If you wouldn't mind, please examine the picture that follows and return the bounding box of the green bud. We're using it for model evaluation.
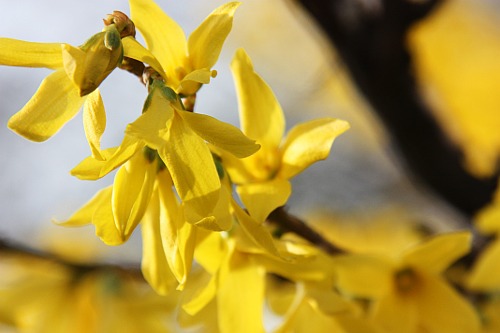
[62,25,123,96]
[148,79,183,106]
[104,27,121,51]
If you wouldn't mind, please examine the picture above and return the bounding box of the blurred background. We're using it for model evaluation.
[1,0,499,263]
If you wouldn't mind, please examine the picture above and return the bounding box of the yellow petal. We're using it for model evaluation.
[208,180,233,231]
[141,188,176,295]
[274,284,307,333]
[279,118,350,179]
[194,231,227,275]
[8,70,85,142]
[122,36,166,78]
[371,292,417,333]
[231,200,280,258]
[125,85,174,150]
[181,68,212,84]
[256,246,332,282]
[306,284,353,316]
[403,231,471,274]
[179,110,260,158]
[158,112,221,218]
[56,187,111,226]
[409,0,500,176]
[171,219,197,290]
[278,297,358,333]
[111,154,157,240]
[157,171,196,289]
[92,192,124,246]
[99,135,143,177]
[70,147,117,180]
[186,190,231,232]
[188,2,240,70]
[416,274,481,333]
[310,208,424,257]
[68,186,125,245]
[332,254,393,299]
[83,89,106,159]
[467,240,500,291]
[211,146,256,184]
[231,48,285,149]
[129,0,187,83]
[62,39,122,96]
[217,243,266,333]
[71,135,141,181]
[182,273,217,316]
[475,190,500,235]
[0,38,63,69]
[237,179,291,223]
[267,277,297,316]
[177,69,213,94]
[61,44,87,91]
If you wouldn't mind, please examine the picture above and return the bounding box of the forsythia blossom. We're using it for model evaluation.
[216,49,350,223]
[124,0,240,97]
[0,12,133,142]
[0,253,178,333]
[3,0,498,332]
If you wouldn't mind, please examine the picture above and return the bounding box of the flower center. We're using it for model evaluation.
[394,268,419,294]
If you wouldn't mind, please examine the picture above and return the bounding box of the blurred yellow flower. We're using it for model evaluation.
[333,232,480,333]
[409,0,500,176]
[181,221,348,333]
[0,253,178,333]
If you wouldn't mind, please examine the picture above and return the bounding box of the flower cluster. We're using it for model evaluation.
[1,1,500,332]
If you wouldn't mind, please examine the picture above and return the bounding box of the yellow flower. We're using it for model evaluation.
[0,253,178,333]
[179,233,267,333]
[65,80,257,291]
[61,164,200,293]
[180,222,346,333]
[125,0,239,96]
[216,48,349,223]
[333,232,480,333]
[0,18,128,142]
[269,279,378,333]
[126,80,259,220]
[409,0,500,176]
[72,80,258,225]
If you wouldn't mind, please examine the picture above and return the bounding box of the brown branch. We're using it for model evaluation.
[119,56,147,85]
[0,238,142,277]
[267,206,344,255]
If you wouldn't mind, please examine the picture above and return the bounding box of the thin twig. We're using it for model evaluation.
[267,206,344,255]
[119,57,146,85]
[0,238,142,277]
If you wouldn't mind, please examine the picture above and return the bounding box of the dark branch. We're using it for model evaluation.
[295,0,497,217]
[0,238,141,276]
[268,206,344,254]
[119,56,147,84]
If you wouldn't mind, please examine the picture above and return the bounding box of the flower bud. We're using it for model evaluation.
[61,11,135,96]
[62,25,123,96]
[103,11,136,38]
